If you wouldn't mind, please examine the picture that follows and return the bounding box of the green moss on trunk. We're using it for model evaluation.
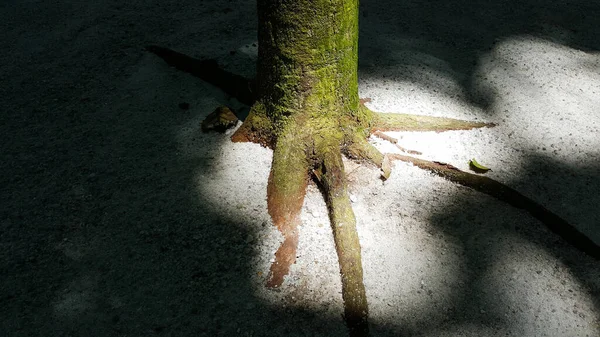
[239,1,371,335]
[256,0,364,132]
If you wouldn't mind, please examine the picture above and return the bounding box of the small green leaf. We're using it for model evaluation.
[469,158,491,173]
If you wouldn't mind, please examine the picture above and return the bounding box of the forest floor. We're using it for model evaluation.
[1,0,599,336]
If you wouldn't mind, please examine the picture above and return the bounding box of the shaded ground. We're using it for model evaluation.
[1,0,599,336]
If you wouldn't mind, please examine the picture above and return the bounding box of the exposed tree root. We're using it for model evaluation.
[388,154,600,260]
[345,135,384,167]
[265,129,309,288]
[343,135,390,180]
[365,105,496,132]
[235,108,370,334]
[231,101,274,147]
[314,143,369,337]
[372,131,422,155]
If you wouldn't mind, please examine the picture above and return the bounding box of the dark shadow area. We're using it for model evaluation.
[0,1,350,336]
[512,153,600,245]
[1,0,599,336]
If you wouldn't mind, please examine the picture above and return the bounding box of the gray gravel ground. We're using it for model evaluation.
[1,0,599,336]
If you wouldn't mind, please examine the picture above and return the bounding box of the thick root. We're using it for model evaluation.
[315,145,369,336]
[372,131,422,155]
[265,131,309,288]
[388,154,600,260]
[345,135,384,167]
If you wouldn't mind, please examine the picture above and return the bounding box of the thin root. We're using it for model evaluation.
[372,131,422,155]
[388,153,600,260]
[370,110,496,133]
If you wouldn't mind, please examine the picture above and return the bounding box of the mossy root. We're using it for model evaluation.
[316,146,369,337]
[231,101,273,147]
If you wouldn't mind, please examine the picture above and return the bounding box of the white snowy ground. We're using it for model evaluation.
[1,0,599,336]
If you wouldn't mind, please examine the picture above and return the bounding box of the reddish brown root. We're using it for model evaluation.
[231,101,274,148]
[266,232,299,288]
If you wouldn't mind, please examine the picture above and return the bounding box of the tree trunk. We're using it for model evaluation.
[256,0,365,129]
[233,0,371,145]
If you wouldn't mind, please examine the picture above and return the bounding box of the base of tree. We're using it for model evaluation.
[146,46,599,337]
